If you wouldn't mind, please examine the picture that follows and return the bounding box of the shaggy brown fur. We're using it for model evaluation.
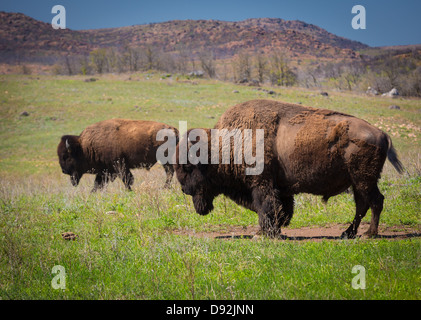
[175,99,404,238]
[57,119,178,191]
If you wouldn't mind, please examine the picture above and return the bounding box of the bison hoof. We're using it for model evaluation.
[258,229,284,239]
[362,230,378,239]
[340,230,357,239]
[252,234,262,241]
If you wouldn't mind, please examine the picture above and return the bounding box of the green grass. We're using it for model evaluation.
[0,73,420,299]
[1,180,419,300]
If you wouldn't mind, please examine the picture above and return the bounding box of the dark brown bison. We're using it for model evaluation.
[174,99,404,238]
[58,119,178,191]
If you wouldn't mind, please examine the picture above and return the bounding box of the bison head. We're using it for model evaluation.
[57,135,84,186]
[174,129,215,215]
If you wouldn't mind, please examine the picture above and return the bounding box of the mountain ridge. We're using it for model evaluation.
[0,11,368,61]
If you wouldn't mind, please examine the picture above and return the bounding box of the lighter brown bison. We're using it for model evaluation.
[174,99,404,238]
[58,119,178,191]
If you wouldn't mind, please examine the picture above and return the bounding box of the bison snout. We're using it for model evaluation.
[70,173,80,187]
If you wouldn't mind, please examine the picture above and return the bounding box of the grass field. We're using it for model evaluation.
[0,73,420,299]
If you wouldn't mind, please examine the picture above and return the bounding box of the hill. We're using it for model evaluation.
[0,11,368,62]
[85,17,368,59]
[0,12,94,60]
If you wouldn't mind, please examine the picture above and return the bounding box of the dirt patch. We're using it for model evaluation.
[172,223,421,241]
[61,232,78,240]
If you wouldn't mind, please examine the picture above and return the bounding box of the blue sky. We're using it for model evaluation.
[1,0,420,47]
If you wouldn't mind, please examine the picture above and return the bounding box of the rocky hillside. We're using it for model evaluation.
[0,12,94,59]
[0,11,369,62]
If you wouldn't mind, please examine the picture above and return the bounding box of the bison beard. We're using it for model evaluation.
[193,194,214,215]
[175,99,404,239]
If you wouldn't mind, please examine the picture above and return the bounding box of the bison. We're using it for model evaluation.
[58,119,178,191]
[174,99,404,238]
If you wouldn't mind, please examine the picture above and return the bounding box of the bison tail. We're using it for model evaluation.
[386,135,404,174]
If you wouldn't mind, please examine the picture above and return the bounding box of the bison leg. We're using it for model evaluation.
[364,186,384,237]
[279,196,294,227]
[109,173,117,182]
[163,164,174,188]
[92,173,107,192]
[121,170,134,191]
[253,189,285,238]
[342,185,384,239]
[341,190,369,239]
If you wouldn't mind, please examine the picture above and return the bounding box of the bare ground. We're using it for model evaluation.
[172,222,421,241]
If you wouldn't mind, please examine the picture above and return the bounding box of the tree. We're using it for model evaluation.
[268,50,296,86]
[90,49,108,74]
[79,55,91,75]
[255,53,267,83]
[106,48,119,73]
[234,51,252,82]
[382,55,401,88]
[123,46,141,72]
[323,62,341,79]
[64,55,73,75]
[144,46,157,70]
[299,64,320,88]
[175,48,192,74]
[199,51,216,78]
[342,61,365,91]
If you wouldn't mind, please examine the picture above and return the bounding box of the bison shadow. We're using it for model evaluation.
[214,232,421,241]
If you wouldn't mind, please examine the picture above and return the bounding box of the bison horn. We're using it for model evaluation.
[65,139,70,150]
